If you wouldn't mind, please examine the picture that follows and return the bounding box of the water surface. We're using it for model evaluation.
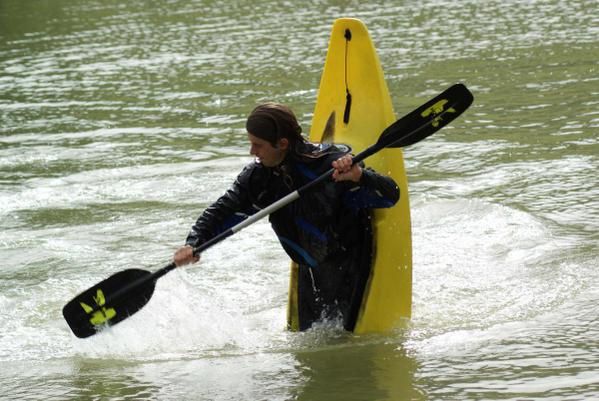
[1,0,597,400]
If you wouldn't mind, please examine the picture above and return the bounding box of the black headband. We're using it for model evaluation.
[246,111,279,145]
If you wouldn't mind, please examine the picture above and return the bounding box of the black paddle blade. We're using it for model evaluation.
[380,83,473,149]
[62,268,155,338]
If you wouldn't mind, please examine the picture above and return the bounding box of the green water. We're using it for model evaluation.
[1,0,597,400]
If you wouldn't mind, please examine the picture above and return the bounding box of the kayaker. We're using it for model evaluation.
[174,102,399,331]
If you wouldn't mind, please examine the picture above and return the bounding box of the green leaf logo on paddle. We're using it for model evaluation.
[421,99,457,128]
[79,289,117,325]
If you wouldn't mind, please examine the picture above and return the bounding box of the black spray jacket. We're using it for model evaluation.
[186,142,399,330]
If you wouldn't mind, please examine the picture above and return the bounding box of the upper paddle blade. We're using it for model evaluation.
[380,83,474,149]
[62,268,155,338]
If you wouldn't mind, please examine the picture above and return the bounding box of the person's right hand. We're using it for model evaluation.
[332,154,362,182]
[174,245,200,267]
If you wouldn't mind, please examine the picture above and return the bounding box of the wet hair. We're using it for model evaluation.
[246,103,304,148]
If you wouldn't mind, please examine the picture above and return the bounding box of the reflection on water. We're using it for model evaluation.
[1,0,597,400]
[4,335,423,401]
[3,358,163,400]
[293,336,423,401]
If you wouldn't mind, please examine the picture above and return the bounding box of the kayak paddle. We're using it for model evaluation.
[63,83,474,338]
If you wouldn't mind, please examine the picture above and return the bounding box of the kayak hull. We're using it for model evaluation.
[287,18,412,333]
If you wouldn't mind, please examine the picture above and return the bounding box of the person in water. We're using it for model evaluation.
[174,103,399,331]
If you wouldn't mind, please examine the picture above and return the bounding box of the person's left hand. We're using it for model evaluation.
[332,154,362,182]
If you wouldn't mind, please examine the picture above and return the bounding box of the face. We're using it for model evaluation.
[247,133,288,167]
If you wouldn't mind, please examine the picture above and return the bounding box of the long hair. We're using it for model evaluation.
[245,103,305,148]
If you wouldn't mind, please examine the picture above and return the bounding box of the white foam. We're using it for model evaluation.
[410,197,583,334]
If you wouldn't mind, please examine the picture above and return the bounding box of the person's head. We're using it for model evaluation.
[246,103,304,167]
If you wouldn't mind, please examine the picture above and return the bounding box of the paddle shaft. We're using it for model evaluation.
[190,139,399,252]
[149,159,350,280]
[63,83,474,337]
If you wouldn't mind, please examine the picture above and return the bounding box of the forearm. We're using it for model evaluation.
[185,191,250,247]
[359,168,400,205]
[342,167,399,209]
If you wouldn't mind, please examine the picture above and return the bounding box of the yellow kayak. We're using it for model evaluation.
[287,18,412,333]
